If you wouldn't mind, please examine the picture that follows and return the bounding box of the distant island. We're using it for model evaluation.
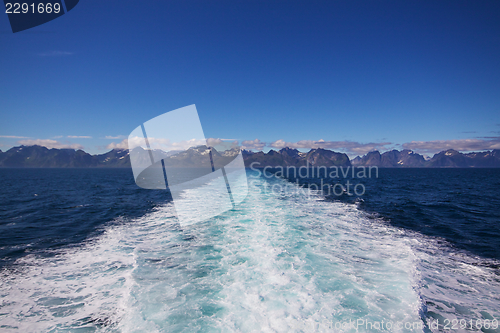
[0,145,499,168]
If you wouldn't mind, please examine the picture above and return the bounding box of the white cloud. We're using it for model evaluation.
[105,135,126,139]
[241,139,266,150]
[18,139,84,150]
[107,137,209,151]
[0,135,30,139]
[106,137,240,151]
[206,138,223,147]
[67,135,92,139]
[106,139,128,150]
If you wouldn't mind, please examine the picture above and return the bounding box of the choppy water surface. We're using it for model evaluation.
[0,168,499,332]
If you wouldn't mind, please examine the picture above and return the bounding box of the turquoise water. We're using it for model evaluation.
[0,170,499,332]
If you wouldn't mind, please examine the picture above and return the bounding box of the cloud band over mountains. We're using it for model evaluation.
[240,137,500,155]
[264,138,500,155]
[18,139,83,150]
[266,139,393,155]
[3,135,500,156]
[402,138,500,154]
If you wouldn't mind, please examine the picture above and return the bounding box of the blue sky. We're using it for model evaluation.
[1,0,499,157]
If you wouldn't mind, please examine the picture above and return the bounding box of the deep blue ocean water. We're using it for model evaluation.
[0,168,499,332]
[0,169,172,267]
[276,168,500,262]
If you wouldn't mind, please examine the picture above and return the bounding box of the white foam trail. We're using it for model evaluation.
[408,235,500,331]
[0,172,499,332]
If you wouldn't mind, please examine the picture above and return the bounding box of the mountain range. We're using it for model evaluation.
[1,145,499,168]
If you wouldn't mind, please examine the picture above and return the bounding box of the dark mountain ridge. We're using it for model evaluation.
[244,148,351,167]
[0,145,130,168]
[0,145,499,168]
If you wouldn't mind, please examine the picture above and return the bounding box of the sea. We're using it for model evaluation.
[0,167,499,332]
